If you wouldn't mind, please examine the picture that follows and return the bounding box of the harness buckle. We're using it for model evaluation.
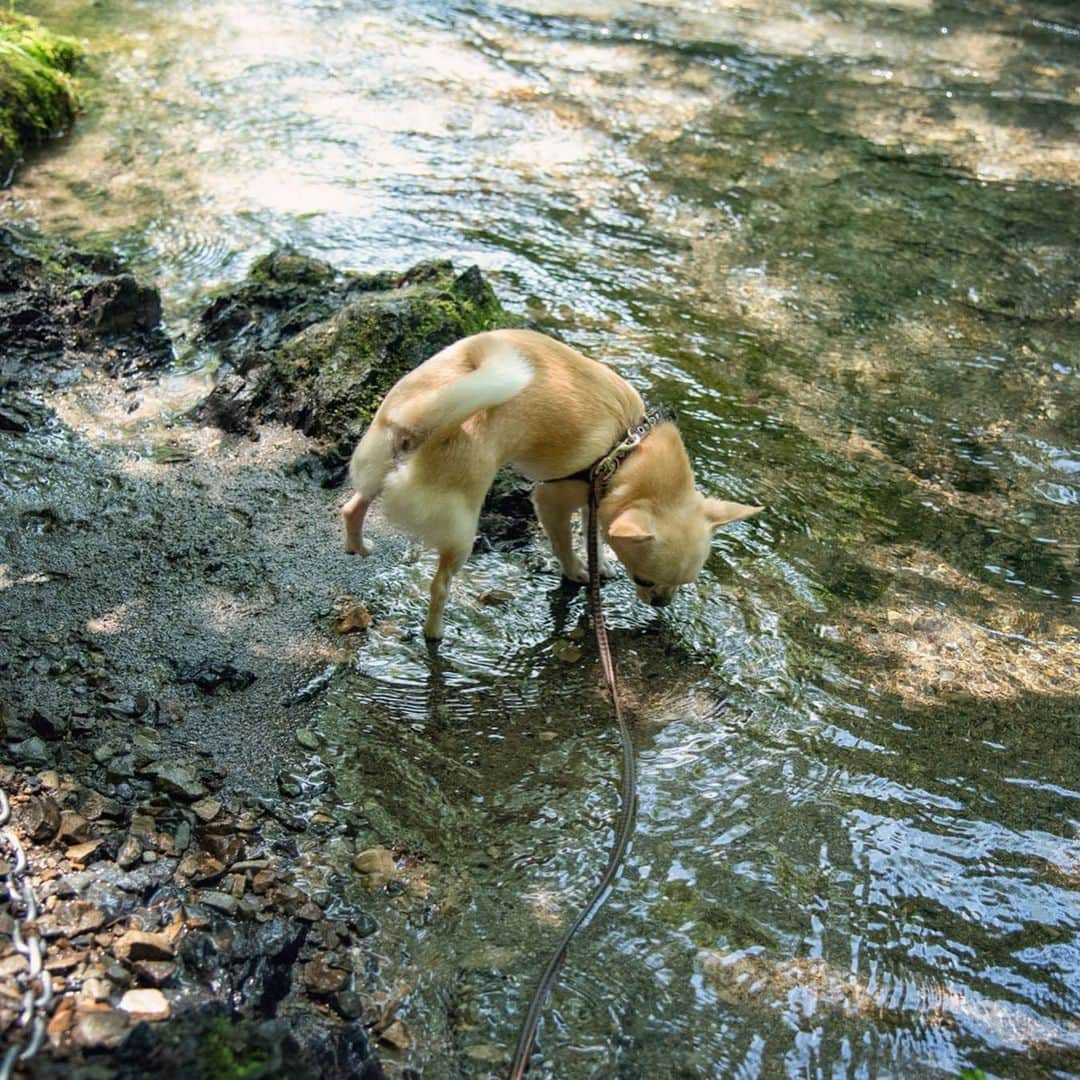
[585,404,676,492]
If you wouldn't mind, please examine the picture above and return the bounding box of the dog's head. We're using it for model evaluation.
[606,495,762,607]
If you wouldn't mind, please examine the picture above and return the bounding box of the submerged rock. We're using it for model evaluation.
[193,253,519,462]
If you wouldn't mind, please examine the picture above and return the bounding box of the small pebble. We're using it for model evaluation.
[118,988,170,1021]
[295,728,320,751]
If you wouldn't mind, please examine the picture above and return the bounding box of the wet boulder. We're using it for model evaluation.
[111,1006,383,1080]
[193,253,519,462]
[0,224,172,385]
[195,248,355,369]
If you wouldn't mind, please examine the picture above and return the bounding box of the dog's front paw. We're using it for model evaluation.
[561,558,589,585]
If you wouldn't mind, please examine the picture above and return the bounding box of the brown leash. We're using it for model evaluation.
[507,475,638,1078]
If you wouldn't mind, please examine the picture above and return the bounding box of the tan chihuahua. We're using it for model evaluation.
[342,329,761,639]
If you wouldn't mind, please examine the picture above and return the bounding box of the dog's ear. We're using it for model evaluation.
[607,508,655,543]
[704,498,763,531]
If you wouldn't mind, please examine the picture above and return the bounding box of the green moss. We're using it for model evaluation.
[248,248,339,287]
[0,10,81,182]
[201,1020,273,1080]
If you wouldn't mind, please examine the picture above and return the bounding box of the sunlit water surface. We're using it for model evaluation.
[8,0,1079,1075]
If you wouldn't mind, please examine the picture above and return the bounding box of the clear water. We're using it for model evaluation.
[8,0,1078,1075]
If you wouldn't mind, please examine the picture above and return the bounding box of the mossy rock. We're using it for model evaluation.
[195,253,520,462]
[0,11,81,184]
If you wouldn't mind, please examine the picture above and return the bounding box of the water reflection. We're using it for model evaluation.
[10,0,1079,1073]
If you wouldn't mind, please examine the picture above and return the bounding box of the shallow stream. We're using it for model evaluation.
[8,0,1079,1075]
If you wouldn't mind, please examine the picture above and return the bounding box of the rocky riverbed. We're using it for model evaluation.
[0,224,525,1077]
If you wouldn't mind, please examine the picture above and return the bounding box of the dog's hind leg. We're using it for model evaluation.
[418,487,484,640]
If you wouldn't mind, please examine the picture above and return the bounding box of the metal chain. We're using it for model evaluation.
[0,785,53,1080]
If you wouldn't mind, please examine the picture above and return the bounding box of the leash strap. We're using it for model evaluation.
[507,475,638,1079]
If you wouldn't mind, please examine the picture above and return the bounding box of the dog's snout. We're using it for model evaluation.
[649,595,670,608]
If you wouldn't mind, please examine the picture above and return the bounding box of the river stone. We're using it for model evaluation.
[465,1044,507,1065]
[0,225,172,380]
[303,956,349,995]
[118,988,170,1021]
[295,727,320,751]
[0,15,80,183]
[116,834,142,870]
[552,640,583,664]
[190,798,222,823]
[57,810,94,845]
[111,1010,379,1080]
[80,978,112,1004]
[352,847,396,888]
[39,898,106,938]
[28,705,67,740]
[129,812,156,838]
[66,838,104,864]
[277,773,302,798]
[45,948,83,973]
[13,735,48,764]
[71,1006,129,1048]
[335,600,372,634]
[131,960,176,988]
[16,793,61,841]
[197,890,239,916]
[296,901,323,922]
[106,754,135,783]
[200,832,243,866]
[93,742,119,764]
[113,930,174,962]
[333,990,366,1021]
[378,1020,410,1051]
[78,788,123,821]
[176,850,226,883]
[150,763,208,801]
[173,819,192,852]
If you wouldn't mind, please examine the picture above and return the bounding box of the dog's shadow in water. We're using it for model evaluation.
[420,576,731,736]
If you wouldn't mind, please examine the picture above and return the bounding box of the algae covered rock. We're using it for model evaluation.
[196,248,354,369]
[0,11,81,183]
[195,252,519,461]
[0,224,171,385]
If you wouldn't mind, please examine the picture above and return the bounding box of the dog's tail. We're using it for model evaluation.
[395,339,533,439]
[349,338,532,497]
